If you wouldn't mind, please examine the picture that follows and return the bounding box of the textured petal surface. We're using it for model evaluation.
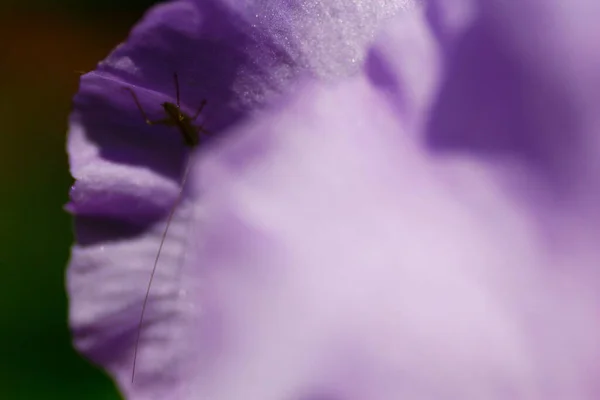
[67,0,418,220]
[67,0,600,399]
[67,0,419,398]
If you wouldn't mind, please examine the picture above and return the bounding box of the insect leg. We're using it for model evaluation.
[123,87,171,126]
[196,124,212,138]
[191,99,207,121]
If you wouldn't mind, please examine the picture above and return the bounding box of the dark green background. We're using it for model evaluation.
[0,1,161,399]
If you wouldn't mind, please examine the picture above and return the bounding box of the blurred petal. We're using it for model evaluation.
[184,71,600,400]
[67,0,600,399]
[182,3,600,396]
[425,0,600,202]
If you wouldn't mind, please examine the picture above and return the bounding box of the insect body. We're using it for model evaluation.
[125,73,208,383]
[124,73,208,147]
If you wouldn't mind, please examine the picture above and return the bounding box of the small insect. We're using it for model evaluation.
[124,73,209,383]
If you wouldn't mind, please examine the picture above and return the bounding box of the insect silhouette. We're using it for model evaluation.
[124,73,209,383]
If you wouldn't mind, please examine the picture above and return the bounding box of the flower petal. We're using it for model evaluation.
[184,76,600,399]
[67,1,600,399]
[82,0,419,133]
[425,0,600,203]
[66,0,421,222]
[181,3,600,398]
[67,0,422,398]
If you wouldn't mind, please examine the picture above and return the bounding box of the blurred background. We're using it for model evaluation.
[0,1,161,399]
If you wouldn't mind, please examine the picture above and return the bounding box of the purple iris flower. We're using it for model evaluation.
[66,0,600,399]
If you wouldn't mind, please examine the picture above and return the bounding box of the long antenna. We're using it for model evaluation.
[131,153,194,382]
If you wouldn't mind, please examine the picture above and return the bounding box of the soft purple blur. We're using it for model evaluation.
[66,1,600,399]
